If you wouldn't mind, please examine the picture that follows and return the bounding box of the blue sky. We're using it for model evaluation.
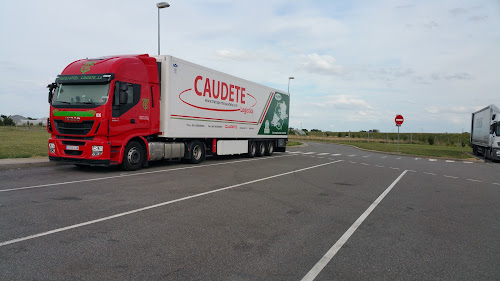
[0,0,498,133]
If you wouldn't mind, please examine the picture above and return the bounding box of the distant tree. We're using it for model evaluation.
[372,129,380,133]
[0,117,3,126]
[337,132,342,137]
[27,117,36,120]
[311,129,322,132]
[1,115,14,126]
[428,136,434,145]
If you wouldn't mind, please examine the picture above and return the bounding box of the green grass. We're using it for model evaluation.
[286,141,303,147]
[290,136,474,159]
[0,126,50,159]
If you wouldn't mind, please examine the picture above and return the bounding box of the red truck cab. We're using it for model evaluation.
[47,54,160,169]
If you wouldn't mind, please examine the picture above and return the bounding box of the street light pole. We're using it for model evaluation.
[157,2,170,55]
[288,77,294,93]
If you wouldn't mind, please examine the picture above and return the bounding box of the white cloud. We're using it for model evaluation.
[300,54,344,75]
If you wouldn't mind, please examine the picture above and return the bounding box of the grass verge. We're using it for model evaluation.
[0,127,50,159]
[291,137,474,159]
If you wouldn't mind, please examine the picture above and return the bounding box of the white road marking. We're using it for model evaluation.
[375,165,385,168]
[361,163,370,166]
[380,156,387,159]
[396,157,401,160]
[0,155,294,193]
[407,170,417,173]
[0,160,344,248]
[415,158,420,160]
[349,161,357,164]
[446,160,455,163]
[390,167,400,170]
[301,170,409,281]
[317,153,330,156]
[424,172,437,175]
[463,161,473,164]
[348,155,356,157]
[331,154,342,156]
[466,179,482,182]
[444,175,458,179]
[362,155,371,158]
[302,152,316,155]
[429,159,437,162]
[288,151,302,154]
[493,183,500,186]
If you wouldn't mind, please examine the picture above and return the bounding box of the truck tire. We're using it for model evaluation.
[257,142,266,157]
[247,142,257,158]
[188,141,205,164]
[121,141,145,171]
[472,145,478,156]
[265,141,274,156]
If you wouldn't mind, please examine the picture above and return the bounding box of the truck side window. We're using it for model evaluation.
[112,81,141,117]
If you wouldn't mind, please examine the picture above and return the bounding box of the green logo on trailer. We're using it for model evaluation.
[258,92,289,135]
[142,99,149,111]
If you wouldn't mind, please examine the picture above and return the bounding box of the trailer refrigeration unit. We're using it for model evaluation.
[470,104,500,161]
[47,54,289,170]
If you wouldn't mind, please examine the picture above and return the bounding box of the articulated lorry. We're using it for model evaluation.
[470,104,500,161]
[47,54,289,170]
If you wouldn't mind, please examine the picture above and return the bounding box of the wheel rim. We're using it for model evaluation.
[260,143,265,154]
[268,143,274,153]
[193,145,202,160]
[251,143,256,155]
[127,147,141,165]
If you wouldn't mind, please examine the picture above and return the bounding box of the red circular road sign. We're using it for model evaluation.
[395,115,404,126]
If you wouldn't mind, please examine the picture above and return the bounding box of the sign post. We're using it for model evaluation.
[395,115,404,152]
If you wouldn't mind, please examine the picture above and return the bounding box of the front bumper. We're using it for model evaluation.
[48,137,112,165]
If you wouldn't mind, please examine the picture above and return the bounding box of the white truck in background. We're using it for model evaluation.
[470,104,500,161]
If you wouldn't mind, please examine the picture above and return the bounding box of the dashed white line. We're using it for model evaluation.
[466,179,482,182]
[361,163,370,166]
[380,156,387,159]
[349,161,357,164]
[463,161,473,164]
[424,172,437,175]
[288,151,302,154]
[301,170,409,281]
[375,165,385,168]
[348,155,356,157]
[429,159,437,162]
[362,155,371,158]
[390,167,400,170]
[493,183,500,186]
[317,153,330,156]
[444,175,459,179]
[396,157,401,160]
[331,154,342,156]
[446,160,455,163]
[0,160,344,248]
[415,158,420,160]
[407,170,417,173]
[302,152,316,155]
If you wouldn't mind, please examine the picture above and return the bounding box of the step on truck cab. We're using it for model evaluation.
[47,54,289,170]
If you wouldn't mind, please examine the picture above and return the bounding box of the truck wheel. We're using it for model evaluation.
[189,141,205,164]
[257,142,266,157]
[121,141,145,171]
[265,141,274,156]
[247,142,257,158]
[472,146,478,156]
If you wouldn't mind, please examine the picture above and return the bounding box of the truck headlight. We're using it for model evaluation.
[92,145,103,156]
[48,143,55,153]
[496,150,500,157]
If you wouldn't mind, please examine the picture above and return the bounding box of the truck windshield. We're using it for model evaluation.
[496,123,500,136]
[52,84,110,107]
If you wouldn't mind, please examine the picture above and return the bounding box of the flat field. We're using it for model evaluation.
[0,126,49,159]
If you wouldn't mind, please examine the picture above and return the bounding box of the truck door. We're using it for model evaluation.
[109,81,147,139]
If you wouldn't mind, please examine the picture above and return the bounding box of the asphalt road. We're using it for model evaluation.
[0,142,498,280]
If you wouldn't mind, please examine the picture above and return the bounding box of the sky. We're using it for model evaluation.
[0,0,498,133]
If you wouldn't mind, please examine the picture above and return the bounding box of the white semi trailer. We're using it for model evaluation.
[470,104,500,161]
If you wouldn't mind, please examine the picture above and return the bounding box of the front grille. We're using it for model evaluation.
[56,136,94,140]
[62,141,86,146]
[64,150,83,156]
[54,120,94,135]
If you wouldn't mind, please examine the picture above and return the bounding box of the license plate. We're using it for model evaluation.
[66,145,79,151]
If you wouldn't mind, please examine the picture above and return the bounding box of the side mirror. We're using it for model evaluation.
[47,83,57,103]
